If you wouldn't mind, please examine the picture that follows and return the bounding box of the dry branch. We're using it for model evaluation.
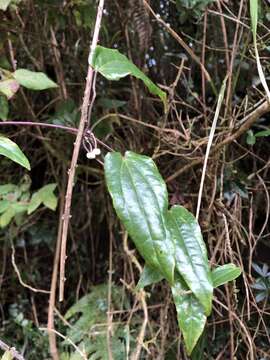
[59,0,105,301]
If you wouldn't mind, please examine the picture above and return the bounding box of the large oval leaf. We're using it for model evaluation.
[104,151,175,283]
[0,136,30,170]
[172,276,206,356]
[13,69,58,90]
[168,205,213,315]
[90,46,167,109]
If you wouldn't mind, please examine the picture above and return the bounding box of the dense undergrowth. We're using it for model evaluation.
[0,0,270,359]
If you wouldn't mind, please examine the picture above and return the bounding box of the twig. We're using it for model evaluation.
[123,232,148,360]
[143,0,215,91]
[47,192,65,360]
[0,121,112,151]
[196,75,228,220]
[11,244,50,294]
[0,339,25,360]
[59,0,105,301]
[39,328,87,360]
[106,220,114,360]
[166,99,270,182]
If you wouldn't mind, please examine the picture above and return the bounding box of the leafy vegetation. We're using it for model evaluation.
[0,0,270,359]
[104,151,241,354]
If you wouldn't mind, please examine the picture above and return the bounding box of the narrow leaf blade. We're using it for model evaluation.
[255,129,270,137]
[172,277,206,356]
[104,151,175,283]
[168,205,213,315]
[14,69,58,90]
[212,264,241,288]
[249,0,270,102]
[0,136,30,170]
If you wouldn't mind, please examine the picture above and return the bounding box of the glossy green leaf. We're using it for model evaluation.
[0,136,30,170]
[136,264,164,290]
[0,78,19,99]
[13,69,58,90]
[90,46,167,109]
[212,264,241,288]
[172,277,206,356]
[168,205,213,315]
[104,151,175,283]
[0,96,9,120]
[0,0,12,11]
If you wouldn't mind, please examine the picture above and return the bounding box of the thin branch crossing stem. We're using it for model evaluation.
[59,0,105,301]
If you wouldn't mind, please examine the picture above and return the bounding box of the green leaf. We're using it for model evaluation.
[249,0,270,102]
[0,184,16,195]
[43,192,57,210]
[0,207,15,227]
[172,277,206,356]
[1,350,13,360]
[0,0,12,11]
[250,0,258,36]
[11,202,28,213]
[168,205,213,315]
[136,264,164,290]
[0,200,9,213]
[28,184,57,214]
[104,151,175,284]
[255,128,270,137]
[246,130,256,145]
[0,136,30,170]
[212,264,241,288]
[98,98,126,109]
[0,96,9,120]
[13,69,58,90]
[27,192,42,214]
[90,46,167,110]
[0,78,19,99]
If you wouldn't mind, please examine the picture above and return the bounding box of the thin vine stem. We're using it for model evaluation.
[0,121,113,151]
[59,0,105,301]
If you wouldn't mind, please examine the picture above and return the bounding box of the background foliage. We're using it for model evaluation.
[0,0,270,359]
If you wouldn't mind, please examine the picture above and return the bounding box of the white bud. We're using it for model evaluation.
[93,148,101,155]
[86,151,96,159]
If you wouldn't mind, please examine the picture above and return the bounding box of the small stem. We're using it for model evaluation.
[0,338,25,360]
[59,0,105,302]
[0,121,77,134]
[0,121,113,151]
